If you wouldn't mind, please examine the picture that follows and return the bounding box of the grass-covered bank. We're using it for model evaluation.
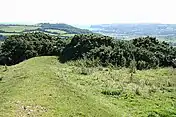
[0,56,175,117]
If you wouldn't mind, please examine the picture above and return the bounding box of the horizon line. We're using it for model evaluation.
[1,22,176,25]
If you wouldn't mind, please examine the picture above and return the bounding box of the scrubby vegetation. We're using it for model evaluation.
[0,32,176,116]
[0,33,176,69]
[0,56,175,117]
[61,34,176,69]
[0,32,67,65]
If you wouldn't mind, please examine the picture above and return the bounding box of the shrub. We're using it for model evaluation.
[137,60,147,70]
[101,90,122,96]
[1,33,176,70]
[172,59,176,68]
[135,87,141,96]
[79,67,93,75]
[129,60,136,74]
[0,32,65,65]
[61,35,176,70]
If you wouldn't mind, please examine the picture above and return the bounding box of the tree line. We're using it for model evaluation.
[0,32,176,69]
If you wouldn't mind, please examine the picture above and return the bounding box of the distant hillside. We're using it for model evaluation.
[38,23,92,34]
[0,23,92,40]
[90,23,176,46]
[91,23,176,36]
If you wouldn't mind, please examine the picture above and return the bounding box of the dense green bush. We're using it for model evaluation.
[0,33,175,69]
[60,34,114,62]
[137,61,147,70]
[61,35,176,69]
[132,37,175,67]
[172,59,176,68]
[0,32,66,65]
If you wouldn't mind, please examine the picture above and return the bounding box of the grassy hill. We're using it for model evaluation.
[0,56,176,117]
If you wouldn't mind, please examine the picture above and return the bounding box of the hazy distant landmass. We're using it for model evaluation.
[90,23,176,37]
[90,23,176,46]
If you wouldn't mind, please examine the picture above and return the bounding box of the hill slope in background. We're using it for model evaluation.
[0,23,92,40]
[0,56,176,117]
[38,23,92,34]
[90,23,176,46]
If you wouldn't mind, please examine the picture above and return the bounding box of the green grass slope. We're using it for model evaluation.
[0,56,176,117]
[0,57,118,117]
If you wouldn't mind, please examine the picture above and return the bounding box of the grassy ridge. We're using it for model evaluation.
[0,56,176,116]
[0,57,118,117]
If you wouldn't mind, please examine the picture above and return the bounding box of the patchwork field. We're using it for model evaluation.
[0,26,39,32]
[0,23,90,38]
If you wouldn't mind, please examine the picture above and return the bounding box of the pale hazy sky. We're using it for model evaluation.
[0,0,176,24]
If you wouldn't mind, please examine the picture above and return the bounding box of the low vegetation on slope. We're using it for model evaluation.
[0,56,176,117]
[0,32,175,116]
[1,33,176,69]
[0,32,68,65]
[61,35,176,69]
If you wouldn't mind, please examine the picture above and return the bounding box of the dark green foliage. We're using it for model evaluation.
[172,59,176,68]
[135,48,159,69]
[133,37,175,67]
[101,90,122,96]
[60,34,114,63]
[61,35,176,69]
[55,37,70,56]
[0,32,176,70]
[0,32,65,65]
[110,40,135,67]
[137,61,147,70]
